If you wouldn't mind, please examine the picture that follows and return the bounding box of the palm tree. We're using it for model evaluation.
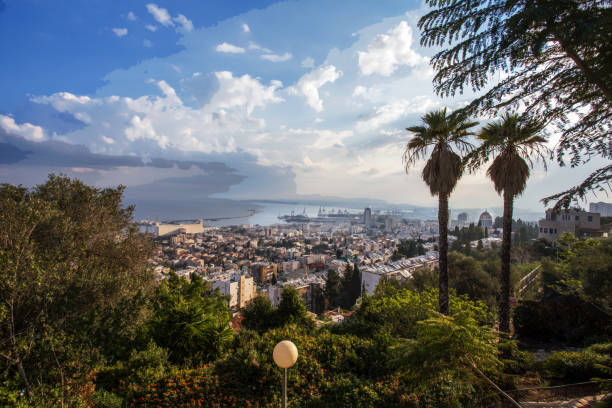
[465,113,548,333]
[404,108,477,315]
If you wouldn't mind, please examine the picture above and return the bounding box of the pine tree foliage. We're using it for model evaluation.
[419,0,612,207]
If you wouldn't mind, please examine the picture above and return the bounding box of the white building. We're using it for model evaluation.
[590,202,612,217]
[361,253,438,295]
[154,219,204,237]
[212,272,257,309]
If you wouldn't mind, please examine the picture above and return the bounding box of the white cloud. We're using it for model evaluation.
[301,57,315,68]
[31,92,96,112]
[146,3,173,27]
[352,85,367,97]
[112,28,128,37]
[143,39,153,47]
[261,52,292,62]
[291,65,342,112]
[174,14,193,33]
[358,21,427,76]
[208,71,283,116]
[127,11,137,21]
[145,24,157,32]
[124,115,169,148]
[242,23,250,33]
[216,42,246,54]
[356,96,439,132]
[0,115,46,141]
[101,135,115,144]
[248,42,272,53]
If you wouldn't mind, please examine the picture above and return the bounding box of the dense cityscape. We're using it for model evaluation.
[1,0,611,407]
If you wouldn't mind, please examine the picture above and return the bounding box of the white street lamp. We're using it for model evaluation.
[273,340,298,408]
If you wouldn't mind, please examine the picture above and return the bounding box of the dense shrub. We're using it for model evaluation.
[543,349,611,382]
[514,294,612,345]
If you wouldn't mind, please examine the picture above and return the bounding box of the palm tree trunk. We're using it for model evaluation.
[438,194,449,315]
[500,190,514,333]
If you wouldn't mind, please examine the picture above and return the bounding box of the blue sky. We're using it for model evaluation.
[0,0,605,214]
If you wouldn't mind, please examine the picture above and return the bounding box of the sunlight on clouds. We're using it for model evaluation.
[0,115,46,141]
[208,71,283,116]
[358,21,427,76]
[290,65,342,112]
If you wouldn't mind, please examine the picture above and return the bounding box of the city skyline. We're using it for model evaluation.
[0,0,607,211]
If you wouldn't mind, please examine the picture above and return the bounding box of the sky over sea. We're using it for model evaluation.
[0,0,606,212]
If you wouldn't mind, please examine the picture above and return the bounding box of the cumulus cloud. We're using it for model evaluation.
[127,11,137,21]
[0,115,46,141]
[112,28,128,37]
[174,14,193,33]
[146,3,173,27]
[242,23,250,33]
[261,52,292,62]
[216,42,246,54]
[356,96,439,132]
[124,115,169,148]
[358,21,427,76]
[145,24,157,32]
[29,72,284,155]
[208,71,283,116]
[291,65,342,112]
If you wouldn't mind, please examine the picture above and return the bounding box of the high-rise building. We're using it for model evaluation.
[590,202,612,217]
[364,207,372,227]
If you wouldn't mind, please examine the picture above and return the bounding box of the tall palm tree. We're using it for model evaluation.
[404,108,477,315]
[465,113,548,333]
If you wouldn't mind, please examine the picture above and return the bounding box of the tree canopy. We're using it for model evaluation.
[419,0,612,207]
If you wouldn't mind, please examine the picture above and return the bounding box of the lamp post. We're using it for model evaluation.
[273,340,298,408]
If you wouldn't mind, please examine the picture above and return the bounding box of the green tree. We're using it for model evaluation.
[325,269,342,309]
[241,294,276,333]
[465,113,548,333]
[148,272,232,363]
[418,0,611,208]
[0,175,154,404]
[448,252,499,312]
[404,108,477,314]
[394,311,501,406]
[392,239,426,260]
[276,287,313,329]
